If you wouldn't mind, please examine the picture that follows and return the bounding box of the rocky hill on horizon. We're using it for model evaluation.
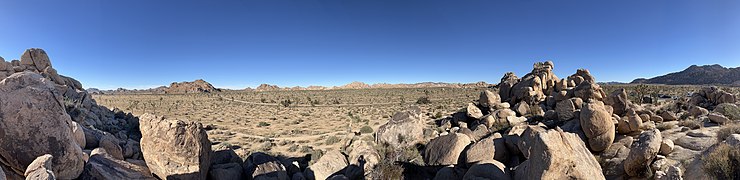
[632,64,740,86]
[251,81,490,91]
[93,79,220,94]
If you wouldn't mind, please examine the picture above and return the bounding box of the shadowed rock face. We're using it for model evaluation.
[139,113,212,180]
[0,72,85,179]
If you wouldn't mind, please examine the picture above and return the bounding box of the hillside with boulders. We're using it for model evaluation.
[1,49,740,179]
[632,64,740,86]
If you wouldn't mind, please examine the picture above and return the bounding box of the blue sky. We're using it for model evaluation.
[1,0,738,90]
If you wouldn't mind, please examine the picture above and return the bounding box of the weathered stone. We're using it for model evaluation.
[498,72,520,102]
[689,106,709,117]
[80,148,155,180]
[242,152,288,180]
[424,133,472,166]
[479,90,501,108]
[463,160,511,180]
[464,135,508,165]
[99,135,123,160]
[466,103,484,119]
[71,121,86,149]
[573,81,604,101]
[376,107,425,148]
[708,113,730,124]
[514,101,530,116]
[661,111,678,121]
[20,48,52,72]
[306,150,348,180]
[606,89,630,116]
[579,101,615,152]
[347,140,380,176]
[24,154,55,180]
[556,99,576,121]
[139,114,211,180]
[0,72,84,179]
[659,139,674,156]
[514,128,604,179]
[624,129,662,177]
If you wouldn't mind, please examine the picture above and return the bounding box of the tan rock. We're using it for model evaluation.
[466,103,484,119]
[479,90,501,108]
[465,135,508,165]
[376,107,425,148]
[19,48,52,72]
[24,154,55,180]
[659,139,674,156]
[708,113,730,124]
[514,128,604,179]
[424,133,472,166]
[0,72,84,179]
[463,160,511,180]
[307,150,348,180]
[139,114,211,180]
[579,101,615,152]
[80,148,155,179]
[624,129,662,177]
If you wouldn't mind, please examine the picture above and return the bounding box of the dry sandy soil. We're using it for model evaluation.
[93,87,485,157]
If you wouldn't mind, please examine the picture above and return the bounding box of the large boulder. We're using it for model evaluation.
[579,101,615,152]
[376,107,425,148]
[306,150,348,180]
[346,140,380,176]
[464,135,508,165]
[479,90,501,109]
[424,133,472,166]
[0,72,85,179]
[19,48,52,72]
[139,114,212,180]
[514,127,605,179]
[242,152,288,180]
[466,103,484,119]
[689,86,736,108]
[80,148,156,180]
[573,81,605,101]
[462,160,511,180]
[624,129,662,177]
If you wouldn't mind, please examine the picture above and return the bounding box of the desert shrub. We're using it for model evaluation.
[257,122,271,127]
[679,118,702,129]
[287,144,299,152]
[432,111,444,119]
[717,123,740,142]
[416,96,431,104]
[703,143,740,179]
[360,126,374,134]
[280,99,293,107]
[325,136,341,145]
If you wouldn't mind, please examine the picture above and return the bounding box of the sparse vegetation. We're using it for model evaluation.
[703,143,740,180]
[717,123,740,142]
[360,125,374,134]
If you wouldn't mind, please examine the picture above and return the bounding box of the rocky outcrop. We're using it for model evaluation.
[514,127,604,179]
[689,86,736,109]
[0,72,85,179]
[165,79,220,94]
[139,114,211,180]
[631,64,740,85]
[376,106,426,148]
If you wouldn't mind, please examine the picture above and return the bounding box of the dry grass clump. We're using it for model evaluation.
[703,143,740,180]
[717,123,740,142]
[360,125,374,134]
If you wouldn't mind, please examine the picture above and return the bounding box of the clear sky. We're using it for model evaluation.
[1,0,738,90]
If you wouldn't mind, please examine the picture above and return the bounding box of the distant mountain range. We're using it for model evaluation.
[631,64,740,86]
[249,81,491,91]
[91,81,490,94]
[92,79,221,94]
